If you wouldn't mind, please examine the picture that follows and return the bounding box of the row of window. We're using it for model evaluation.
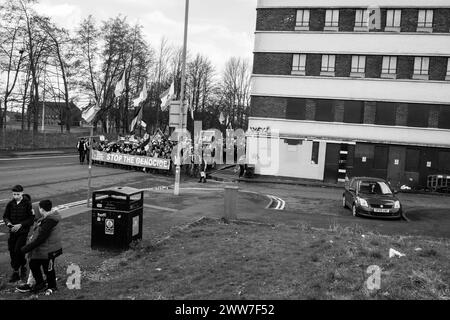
[285,98,450,129]
[291,54,450,80]
[295,8,439,32]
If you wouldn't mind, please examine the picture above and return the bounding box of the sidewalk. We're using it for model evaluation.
[209,166,341,189]
[0,148,77,158]
[209,167,450,197]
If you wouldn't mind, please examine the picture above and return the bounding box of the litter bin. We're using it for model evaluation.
[91,187,144,250]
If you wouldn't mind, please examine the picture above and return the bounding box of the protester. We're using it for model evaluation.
[2,185,34,283]
[76,138,87,164]
[199,156,207,183]
[20,200,63,295]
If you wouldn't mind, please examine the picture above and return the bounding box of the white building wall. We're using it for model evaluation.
[251,75,450,105]
[248,117,450,149]
[247,134,326,179]
[254,32,450,57]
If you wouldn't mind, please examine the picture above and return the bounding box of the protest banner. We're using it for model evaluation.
[92,151,171,170]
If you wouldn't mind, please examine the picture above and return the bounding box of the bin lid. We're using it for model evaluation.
[93,186,143,196]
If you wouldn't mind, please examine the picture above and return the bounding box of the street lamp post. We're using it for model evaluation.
[174,0,189,196]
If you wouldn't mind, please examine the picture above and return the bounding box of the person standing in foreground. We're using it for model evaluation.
[20,200,63,295]
[2,185,34,283]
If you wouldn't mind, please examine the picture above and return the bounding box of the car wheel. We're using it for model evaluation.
[352,203,358,217]
[342,196,347,209]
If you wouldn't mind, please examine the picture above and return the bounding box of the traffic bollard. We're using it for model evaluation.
[224,186,239,221]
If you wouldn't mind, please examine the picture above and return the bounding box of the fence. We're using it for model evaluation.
[0,128,117,151]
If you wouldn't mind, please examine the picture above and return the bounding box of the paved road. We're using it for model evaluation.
[0,154,177,210]
[0,154,449,240]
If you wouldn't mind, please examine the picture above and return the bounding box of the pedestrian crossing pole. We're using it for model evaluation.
[174,0,189,196]
[87,125,94,208]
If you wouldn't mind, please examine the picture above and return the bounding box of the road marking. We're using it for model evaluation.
[266,195,286,211]
[144,204,179,212]
[0,155,76,161]
[0,233,5,236]
[0,199,9,203]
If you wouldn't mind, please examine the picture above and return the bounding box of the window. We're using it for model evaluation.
[321,55,336,76]
[324,9,339,30]
[315,100,334,122]
[286,98,306,120]
[354,9,368,30]
[417,9,433,31]
[439,105,450,129]
[292,54,306,75]
[351,56,366,76]
[381,56,397,78]
[405,149,420,172]
[344,100,364,123]
[375,102,396,126]
[407,104,429,127]
[373,146,389,170]
[413,57,429,80]
[446,58,450,81]
[385,10,401,31]
[311,141,320,165]
[295,10,310,30]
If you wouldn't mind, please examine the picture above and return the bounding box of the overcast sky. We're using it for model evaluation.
[34,0,257,73]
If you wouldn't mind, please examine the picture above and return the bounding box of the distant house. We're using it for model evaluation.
[27,101,82,127]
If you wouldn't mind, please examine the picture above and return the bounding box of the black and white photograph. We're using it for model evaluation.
[0,0,449,310]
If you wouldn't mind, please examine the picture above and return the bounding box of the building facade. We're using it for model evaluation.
[28,101,82,127]
[249,0,450,189]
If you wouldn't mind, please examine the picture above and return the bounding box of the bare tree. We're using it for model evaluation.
[220,57,251,129]
[0,0,26,129]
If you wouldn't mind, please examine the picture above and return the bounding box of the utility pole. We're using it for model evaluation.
[174,0,189,196]
[41,63,46,132]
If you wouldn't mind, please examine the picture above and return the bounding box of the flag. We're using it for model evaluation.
[133,82,148,106]
[114,72,125,97]
[226,116,232,129]
[130,106,143,132]
[81,103,100,124]
[188,96,194,120]
[160,82,175,111]
[219,112,225,125]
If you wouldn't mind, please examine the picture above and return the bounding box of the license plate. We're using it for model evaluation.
[374,208,390,213]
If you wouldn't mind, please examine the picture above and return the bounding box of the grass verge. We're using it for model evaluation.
[6,217,447,300]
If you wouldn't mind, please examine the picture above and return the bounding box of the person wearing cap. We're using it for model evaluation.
[2,185,34,283]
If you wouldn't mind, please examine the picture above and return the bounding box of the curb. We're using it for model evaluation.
[210,173,341,189]
[211,173,450,197]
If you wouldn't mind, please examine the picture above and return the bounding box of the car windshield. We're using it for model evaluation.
[359,181,392,195]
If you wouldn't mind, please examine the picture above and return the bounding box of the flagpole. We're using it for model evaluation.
[174,0,189,196]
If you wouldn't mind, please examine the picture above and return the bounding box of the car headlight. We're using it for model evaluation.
[394,201,401,209]
[358,197,369,207]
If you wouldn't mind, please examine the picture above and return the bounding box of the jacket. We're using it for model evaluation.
[77,141,86,151]
[21,210,63,260]
[2,198,34,235]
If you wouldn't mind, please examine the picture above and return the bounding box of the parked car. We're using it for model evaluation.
[343,177,402,219]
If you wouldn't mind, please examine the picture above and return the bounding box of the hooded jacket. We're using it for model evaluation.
[21,210,63,260]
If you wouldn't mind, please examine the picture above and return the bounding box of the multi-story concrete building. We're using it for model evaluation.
[249,0,450,189]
